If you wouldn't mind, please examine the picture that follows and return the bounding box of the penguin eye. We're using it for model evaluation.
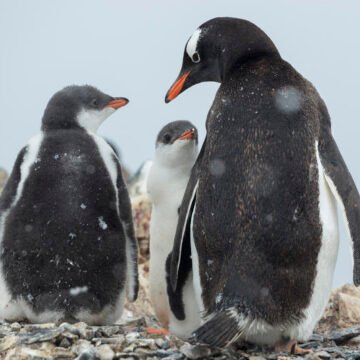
[192,52,201,63]
[163,133,171,143]
[91,99,98,107]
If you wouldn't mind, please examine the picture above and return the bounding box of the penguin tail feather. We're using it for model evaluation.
[190,308,244,348]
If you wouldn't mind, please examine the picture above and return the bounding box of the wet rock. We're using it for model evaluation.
[92,335,125,346]
[180,343,213,359]
[51,347,75,359]
[327,327,360,345]
[95,344,115,360]
[22,323,56,332]
[314,350,331,359]
[73,339,97,359]
[20,327,65,344]
[125,331,141,344]
[59,337,72,348]
[347,335,360,346]
[10,323,21,332]
[0,334,18,352]
[96,325,123,338]
[4,346,52,360]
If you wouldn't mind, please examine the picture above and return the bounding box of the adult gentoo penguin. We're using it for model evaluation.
[165,17,360,351]
[0,85,139,324]
[147,121,200,338]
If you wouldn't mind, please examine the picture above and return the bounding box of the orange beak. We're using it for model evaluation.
[165,71,191,103]
[105,97,129,110]
[178,128,196,140]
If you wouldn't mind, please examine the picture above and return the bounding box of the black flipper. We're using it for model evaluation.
[114,156,139,302]
[190,310,243,348]
[169,137,207,292]
[0,147,28,213]
[318,100,360,285]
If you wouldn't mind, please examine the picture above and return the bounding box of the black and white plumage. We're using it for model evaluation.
[147,121,200,338]
[0,85,138,324]
[165,17,360,348]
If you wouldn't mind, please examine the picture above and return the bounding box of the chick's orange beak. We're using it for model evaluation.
[165,71,191,103]
[105,97,129,110]
[178,128,196,140]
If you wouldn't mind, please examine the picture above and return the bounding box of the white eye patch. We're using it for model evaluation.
[186,28,202,63]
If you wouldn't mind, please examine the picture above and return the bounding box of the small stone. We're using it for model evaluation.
[95,344,115,360]
[22,323,55,331]
[91,335,125,345]
[348,335,360,346]
[5,346,52,360]
[135,338,157,350]
[97,325,122,337]
[10,323,21,332]
[59,337,72,348]
[0,334,18,351]
[328,327,360,345]
[315,351,331,359]
[73,322,90,338]
[52,347,75,359]
[180,343,212,359]
[21,327,64,344]
[125,332,140,343]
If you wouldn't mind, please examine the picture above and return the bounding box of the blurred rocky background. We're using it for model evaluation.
[0,168,8,195]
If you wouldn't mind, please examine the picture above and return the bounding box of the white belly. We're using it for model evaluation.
[149,205,178,326]
[148,163,200,335]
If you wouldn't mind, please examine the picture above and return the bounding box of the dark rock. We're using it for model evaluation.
[327,328,360,345]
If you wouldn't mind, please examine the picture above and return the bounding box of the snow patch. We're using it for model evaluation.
[69,286,88,296]
[98,217,108,230]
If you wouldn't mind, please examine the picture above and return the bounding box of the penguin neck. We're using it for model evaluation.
[148,146,197,205]
[41,112,82,131]
[218,46,280,83]
[154,143,197,169]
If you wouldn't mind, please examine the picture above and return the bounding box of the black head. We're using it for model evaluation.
[156,120,198,147]
[41,85,129,131]
[165,17,280,102]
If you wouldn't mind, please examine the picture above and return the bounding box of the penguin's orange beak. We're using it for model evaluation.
[178,128,196,140]
[105,98,129,110]
[165,71,191,103]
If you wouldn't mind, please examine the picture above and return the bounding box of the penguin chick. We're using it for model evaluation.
[147,120,200,338]
[0,85,138,324]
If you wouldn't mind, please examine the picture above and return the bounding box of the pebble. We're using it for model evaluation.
[315,350,331,359]
[10,322,21,332]
[95,344,115,360]
[327,327,360,345]
[180,343,212,359]
[126,331,141,343]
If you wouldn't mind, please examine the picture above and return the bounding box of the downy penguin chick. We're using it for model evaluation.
[147,121,200,338]
[0,85,138,324]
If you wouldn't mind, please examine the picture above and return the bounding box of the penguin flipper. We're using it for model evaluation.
[190,309,243,348]
[169,137,206,292]
[0,146,28,213]
[318,100,360,285]
[115,157,139,302]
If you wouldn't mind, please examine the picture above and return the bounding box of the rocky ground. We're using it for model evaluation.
[1,172,360,359]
